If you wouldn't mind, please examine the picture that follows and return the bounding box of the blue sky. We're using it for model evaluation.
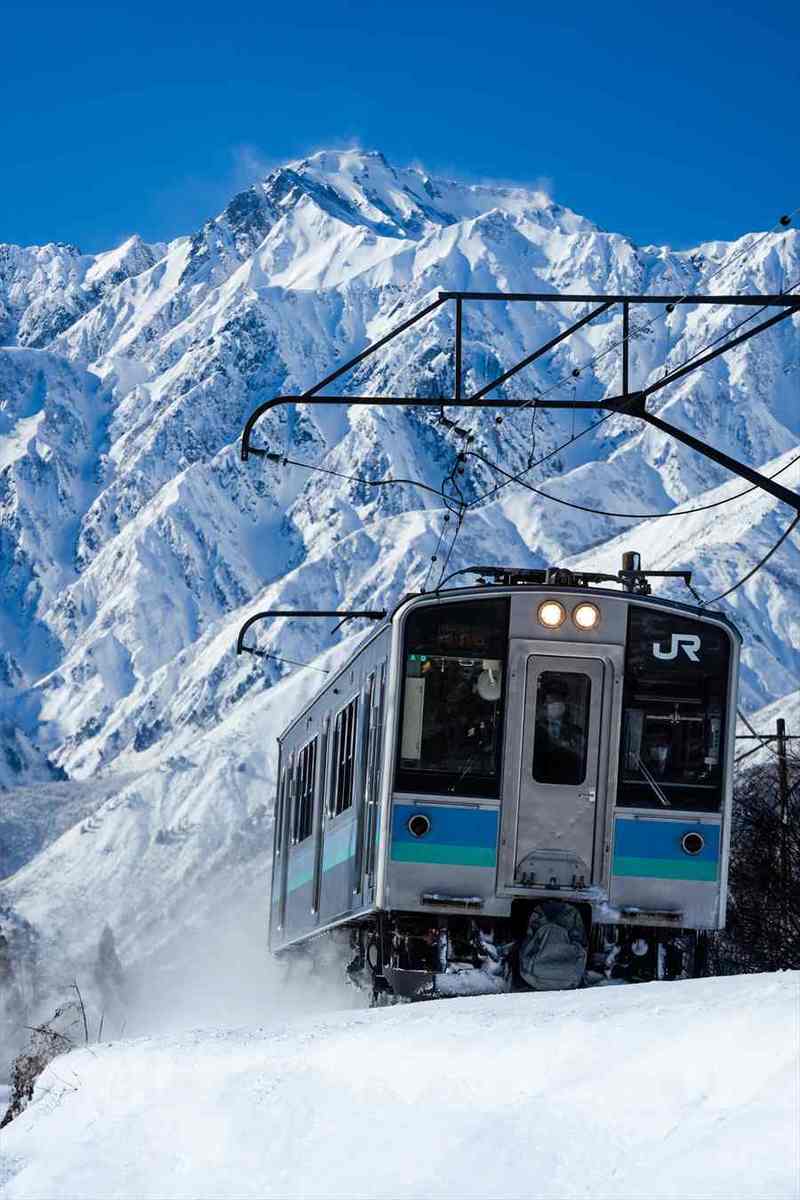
[2,0,797,252]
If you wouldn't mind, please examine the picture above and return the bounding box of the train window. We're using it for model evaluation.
[294,738,318,842]
[532,671,591,786]
[396,599,509,798]
[275,764,287,855]
[617,607,731,812]
[332,698,358,816]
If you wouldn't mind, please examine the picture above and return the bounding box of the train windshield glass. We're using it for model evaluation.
[396,598,509,798]
[618,606,731,812]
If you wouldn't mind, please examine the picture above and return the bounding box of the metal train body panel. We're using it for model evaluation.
[268,581,740,984]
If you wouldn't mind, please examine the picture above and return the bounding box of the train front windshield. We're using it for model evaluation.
[396,599,509,798]
[618,606,731,812]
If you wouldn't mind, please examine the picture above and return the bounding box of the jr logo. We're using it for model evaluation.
[652,633,701,662]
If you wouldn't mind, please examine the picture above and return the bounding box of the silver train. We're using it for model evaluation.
[268,559,740,999]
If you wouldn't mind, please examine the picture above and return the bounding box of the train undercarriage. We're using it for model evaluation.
[342,906,708,1004]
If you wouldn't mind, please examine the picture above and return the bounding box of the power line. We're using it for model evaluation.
[467,209,799,508]
[465,448,800,521]
[435,507,467,589]
[698,512,800,608]
[735,709,794,767]
[421,513,451,591]
[264,452,457,507]
[468,398,629,508]
[240,647,331,675]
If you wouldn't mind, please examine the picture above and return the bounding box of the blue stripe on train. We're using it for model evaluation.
[614,817,720,862]
[392,804,498,847]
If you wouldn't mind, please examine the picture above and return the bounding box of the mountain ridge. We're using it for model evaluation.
[0,147,797,1012]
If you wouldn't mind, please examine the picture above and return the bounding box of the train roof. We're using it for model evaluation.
[276,582,741,743]
[389,583,743,637]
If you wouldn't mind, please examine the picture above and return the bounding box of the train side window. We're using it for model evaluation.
[532,671,591,786]
[275,765,287,855]
[294,738,318,842]
[332,698,358,815]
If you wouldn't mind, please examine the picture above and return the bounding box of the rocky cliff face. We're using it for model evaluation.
[0,148,797,996]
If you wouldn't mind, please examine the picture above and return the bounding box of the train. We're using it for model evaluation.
[265,556,740,1000]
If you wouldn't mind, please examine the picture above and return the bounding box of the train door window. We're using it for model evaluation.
[294,738,318,842]
[532,671,591,786]
[332,698,358,815]
[618,607,731,812]
[396,598,510,798]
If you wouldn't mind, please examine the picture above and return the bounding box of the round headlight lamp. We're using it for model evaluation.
[408,814,431,839]
[537,600,567,629]
[572,602,601,631]
[681,831,705,856]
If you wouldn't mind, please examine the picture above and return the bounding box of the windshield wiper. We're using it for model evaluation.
[448,751,478,793]
[635,756,672,807]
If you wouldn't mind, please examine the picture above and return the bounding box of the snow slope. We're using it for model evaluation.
[1,972,797,1200]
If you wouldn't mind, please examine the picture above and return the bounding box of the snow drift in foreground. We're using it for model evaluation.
[1,972,797,1200]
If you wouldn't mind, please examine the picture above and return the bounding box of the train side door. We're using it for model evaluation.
[513,654,606,888]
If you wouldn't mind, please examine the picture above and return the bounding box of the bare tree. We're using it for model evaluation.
[712,746,800,974]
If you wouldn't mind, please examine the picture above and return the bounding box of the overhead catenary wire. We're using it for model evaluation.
[464,448,800,521]
[248,203,799,652]
[734,708,798,767]
[253,208,797,523]
[435,506,467,589]
[467,210,799,509]
[406,224,800,573]
[265,452,457,506]
[420,513,451,591]
[697,511,800,608]
[240,647,331,675]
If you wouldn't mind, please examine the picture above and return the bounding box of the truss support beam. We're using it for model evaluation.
[240,288,800,515]
[644,305,797,397]
[242,394,535,458]
[438,291,800,307]
[302,295,446,399]
[633,405,800,514]
[468,300,613,402]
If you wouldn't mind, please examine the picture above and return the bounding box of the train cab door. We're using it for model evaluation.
[508,651,608,890]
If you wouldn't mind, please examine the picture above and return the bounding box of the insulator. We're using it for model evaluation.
[572,368,580,378]
[495,415,503,424]
[779,214,792,226]
[665,302,675,313]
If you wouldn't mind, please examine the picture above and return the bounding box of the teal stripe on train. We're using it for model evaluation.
[613,816,720,882]
[391,804,498,868]
[286,818,357,894]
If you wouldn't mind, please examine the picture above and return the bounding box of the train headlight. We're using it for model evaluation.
[408,814,431,839]
[537,600,566,629]
[681,831,705,856]
[572,602,601,631]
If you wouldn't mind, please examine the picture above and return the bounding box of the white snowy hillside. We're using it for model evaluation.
[0,148,798,1018]
[1,972,798,1200]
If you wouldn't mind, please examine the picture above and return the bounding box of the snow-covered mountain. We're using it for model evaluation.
[1,149,798,1021]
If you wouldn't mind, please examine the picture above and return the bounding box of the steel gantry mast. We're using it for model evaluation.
[240,289,800,515]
